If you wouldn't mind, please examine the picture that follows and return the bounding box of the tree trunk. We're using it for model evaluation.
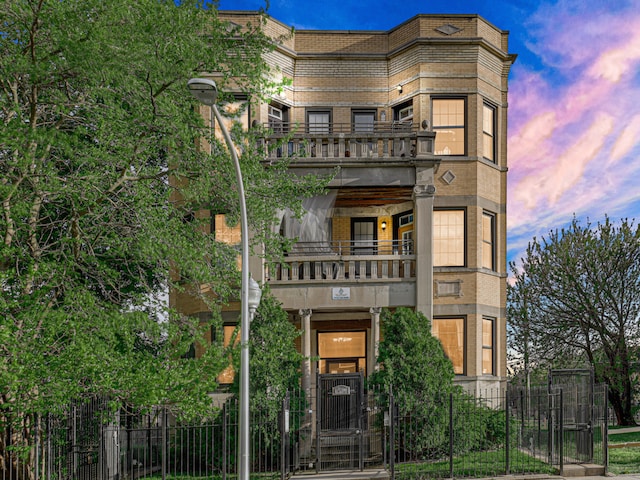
[608,386,637,426]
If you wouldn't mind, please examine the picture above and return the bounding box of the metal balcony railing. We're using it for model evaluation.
[261,121,424,160]
[266,239,416,283]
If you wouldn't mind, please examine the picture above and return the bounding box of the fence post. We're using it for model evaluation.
[280,393,289,480]
[222,402,227,480]
[46,414,52,480]
[449,393,454,479]
[161,407,167,480]
[505,389,510,475]
[389,386,394,480]
[99,414,105,480]
[603,384,608,473]
[559,389,564,474]
[34,413,40,480]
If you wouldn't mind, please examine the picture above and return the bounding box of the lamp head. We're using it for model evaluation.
[187,78,218,106]
[248,276,262,312]
[381,221,387,231]
[397,84,403,93]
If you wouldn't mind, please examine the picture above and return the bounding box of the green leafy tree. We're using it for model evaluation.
[371,308,509,458]
[230,288,304,411]
[0,0,326,475]
[370,308,457,403]
[370,308,458,457]
[508,216,640,425]
[227,289,304,468]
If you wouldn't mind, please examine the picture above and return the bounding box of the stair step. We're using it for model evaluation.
[560,464,605,477]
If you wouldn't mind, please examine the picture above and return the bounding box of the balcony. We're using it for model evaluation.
[261,122,434,161]
[266,239,415,284]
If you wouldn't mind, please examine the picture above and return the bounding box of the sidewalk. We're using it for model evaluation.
[291,468,640,480]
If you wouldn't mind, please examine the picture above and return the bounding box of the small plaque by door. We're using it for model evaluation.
[332,385,351,396]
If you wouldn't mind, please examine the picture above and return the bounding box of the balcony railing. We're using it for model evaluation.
[261,121,425,160]
[266,240,415,283]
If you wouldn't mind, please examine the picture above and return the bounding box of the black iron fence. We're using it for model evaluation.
[1,383,608,480]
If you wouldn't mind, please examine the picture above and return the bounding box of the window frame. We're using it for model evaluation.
[433,208,466,267]
[432,317,466,375]
[352,109,377,133]
[393,100,414,129]
[482,317,495,376]
[482,211,496,271]
[306,109,332,134]
[482,102,496,163]
[432,97,467,156]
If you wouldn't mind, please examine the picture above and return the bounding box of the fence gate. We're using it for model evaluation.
[316,373,365,471]
[550,369,595,464]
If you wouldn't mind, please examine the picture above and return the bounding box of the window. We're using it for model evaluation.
[432,318,465,374]
[483,103,496,162]
[398,105,413,122]
[393,101,413,130]
[318,331,367,375]
[402,230,413,255]
[216,324,238,384]
[307,110,331,134]
[482,211,496,270]
[268,104,285,133]
[352,110,376,132]
[399,213,414,226]
[433,98,465,155]
[482,318,495,375]
[434,209,465,267]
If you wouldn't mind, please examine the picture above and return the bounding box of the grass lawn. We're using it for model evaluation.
[608,428,640,474]
[394,449,555,479]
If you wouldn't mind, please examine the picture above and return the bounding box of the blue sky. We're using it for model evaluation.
[218,0,640,265]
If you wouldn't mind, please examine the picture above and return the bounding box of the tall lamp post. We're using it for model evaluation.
[188,78,262,480]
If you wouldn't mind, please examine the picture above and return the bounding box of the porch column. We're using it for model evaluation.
[299,308,313,397]
[369,307,382,373]
[413,182,436,321]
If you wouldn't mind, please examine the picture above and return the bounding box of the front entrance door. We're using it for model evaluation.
[351,218,376,255]
[317,373,365,471]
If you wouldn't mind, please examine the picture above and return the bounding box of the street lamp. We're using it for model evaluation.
[188,77,261,480]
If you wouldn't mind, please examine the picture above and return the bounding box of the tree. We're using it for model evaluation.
[370,308,457,403]
[231,288,304,413]
[371,308,507,458]
[0,0,326,473]
[508,216,640,425]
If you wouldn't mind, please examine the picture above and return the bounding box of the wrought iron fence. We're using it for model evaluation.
[1,382,608,480]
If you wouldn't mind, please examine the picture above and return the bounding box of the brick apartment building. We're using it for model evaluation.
[173,11,516,396]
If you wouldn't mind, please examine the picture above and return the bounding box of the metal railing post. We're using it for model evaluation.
[389,386,395,480]
[161,408,167,480]
[559,389,564,474]
[449,393,454,479]
[280,393,288,480]
[222,402,227,480]
[505,389,510,475]
[603,384,608,473]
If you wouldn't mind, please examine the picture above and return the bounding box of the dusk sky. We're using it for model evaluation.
[218,0,640,265]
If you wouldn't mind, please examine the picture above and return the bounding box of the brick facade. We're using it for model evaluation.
[176,11,516,394]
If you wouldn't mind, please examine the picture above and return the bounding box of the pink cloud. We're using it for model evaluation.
[609,115,640,163]
[507,0,640,251]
